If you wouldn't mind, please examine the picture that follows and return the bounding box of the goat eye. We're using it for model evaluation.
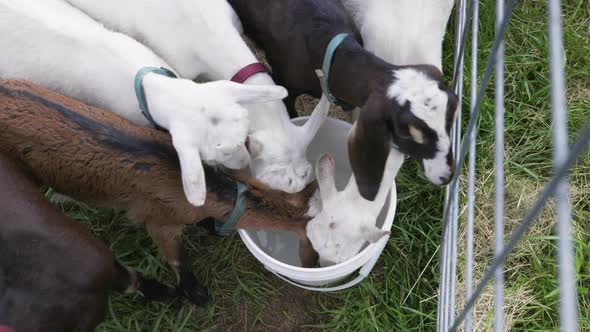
[329,222,336,229]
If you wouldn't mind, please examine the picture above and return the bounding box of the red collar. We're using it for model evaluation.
[230,63,269,83]
[0,326,16,332]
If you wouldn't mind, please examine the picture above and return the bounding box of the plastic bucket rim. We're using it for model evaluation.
[237,181,395,281]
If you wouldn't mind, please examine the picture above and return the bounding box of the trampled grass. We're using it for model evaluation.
[55,0,589,330]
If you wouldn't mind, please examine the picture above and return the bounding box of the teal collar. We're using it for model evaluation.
[215,181,248,236]
[316,33,355,110]
[134,66,177,131]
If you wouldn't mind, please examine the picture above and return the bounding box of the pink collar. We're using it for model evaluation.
[0,326,16,332]
[230,63,269,83]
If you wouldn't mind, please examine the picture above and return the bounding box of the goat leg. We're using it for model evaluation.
[112,261,179,304]
[177,247,210,306]
[145,222,210,306]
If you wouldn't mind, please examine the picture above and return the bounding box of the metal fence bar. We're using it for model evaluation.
[547,0,580,330]
[450,0,467,327]
[442,0,517,227]
[464,0,480,330]
[450,120,590,331]
[439,185,448,331]
[493,0,506,331]
[451,0,475,93]
[438,218,451,330]
[439,0,468,329]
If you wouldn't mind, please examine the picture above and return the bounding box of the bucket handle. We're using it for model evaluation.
[267,235,390,292]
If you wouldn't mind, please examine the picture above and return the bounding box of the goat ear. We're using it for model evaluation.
[171,140,207,207]
[301,94,330,145]
[316,154,337,201]
[362,226,390,243]
[225,82,288,104]
[347,95,393,201]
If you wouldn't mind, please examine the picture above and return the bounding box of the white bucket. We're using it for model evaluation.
[238,116,398,291]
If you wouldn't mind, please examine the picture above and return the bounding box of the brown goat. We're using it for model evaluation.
[0,79,318,306]
[0,154,181,332]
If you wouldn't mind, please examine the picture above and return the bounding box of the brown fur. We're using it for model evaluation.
[0,79,318,305]
[0,154,128,332]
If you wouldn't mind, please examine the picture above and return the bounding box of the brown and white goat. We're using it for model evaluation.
[229,0,459,200]
[0,79,318,306]
[0,154,181,332]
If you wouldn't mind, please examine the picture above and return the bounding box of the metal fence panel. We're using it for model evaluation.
[439,0,584,331]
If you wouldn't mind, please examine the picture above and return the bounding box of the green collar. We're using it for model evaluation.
[316,33,355,110]
[134,66,177,131]
[215,182,248,236]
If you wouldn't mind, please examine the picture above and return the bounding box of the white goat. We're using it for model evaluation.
[65,0,330,193]
[340,0,455,71]
[306,148,404,266]
[0,0,288,206]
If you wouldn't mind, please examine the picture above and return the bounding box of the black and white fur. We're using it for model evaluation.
[229,0,458,200]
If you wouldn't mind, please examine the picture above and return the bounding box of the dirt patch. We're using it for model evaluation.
[215,285,328,332]
[296,94,354,123]
[568,78,590,104]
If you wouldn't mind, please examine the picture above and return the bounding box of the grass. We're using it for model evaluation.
[56,0,589,330]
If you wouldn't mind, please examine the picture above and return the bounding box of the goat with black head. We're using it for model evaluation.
[229,0,459,200]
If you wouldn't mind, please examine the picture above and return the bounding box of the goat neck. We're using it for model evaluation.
[327,37,395,106]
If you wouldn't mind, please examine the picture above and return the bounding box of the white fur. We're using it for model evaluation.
[340,0,454,71]
[388,69,453,184]
[306,149,404,266]
[0,0,287,206]
[65,0,330,193]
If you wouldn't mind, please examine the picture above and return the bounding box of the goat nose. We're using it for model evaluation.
[439,175,452,185]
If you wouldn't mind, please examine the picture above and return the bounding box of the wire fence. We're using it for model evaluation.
[438,0,587,331]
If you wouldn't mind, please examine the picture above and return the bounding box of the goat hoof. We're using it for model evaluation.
[179,282,210,306]
[179,271,210,306]
[138,278,180,304]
